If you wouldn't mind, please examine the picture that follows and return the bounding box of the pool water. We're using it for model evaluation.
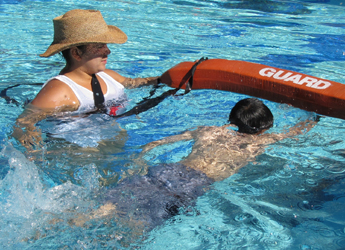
[1,0,345,249]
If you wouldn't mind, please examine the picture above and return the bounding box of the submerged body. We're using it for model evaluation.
[104,163,213,231]
[95,120,313,236]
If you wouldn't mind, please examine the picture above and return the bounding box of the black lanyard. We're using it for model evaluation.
[114,57,208,118]
[91,74,105,109]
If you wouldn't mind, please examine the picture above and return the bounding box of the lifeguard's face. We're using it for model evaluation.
[77,43,111,74]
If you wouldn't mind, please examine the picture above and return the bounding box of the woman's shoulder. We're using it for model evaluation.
[41,77,76,94]
[31,78,79,109]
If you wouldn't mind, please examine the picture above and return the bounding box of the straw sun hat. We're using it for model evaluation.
[40,9,127,57]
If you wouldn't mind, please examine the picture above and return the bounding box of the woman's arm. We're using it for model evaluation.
[12,104,50,149]
[104,69,160,89]
[13,80,79,150]
[12,101,79,151]
[121,76,160,88]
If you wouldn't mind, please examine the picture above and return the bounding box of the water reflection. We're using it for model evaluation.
[173,0,312,15]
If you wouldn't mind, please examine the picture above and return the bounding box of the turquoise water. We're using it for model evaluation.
[1,0,345,249]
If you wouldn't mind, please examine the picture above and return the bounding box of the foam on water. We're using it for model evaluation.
[0,145,103,248]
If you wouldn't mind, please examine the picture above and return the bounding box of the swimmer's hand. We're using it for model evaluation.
[288,117,318,137]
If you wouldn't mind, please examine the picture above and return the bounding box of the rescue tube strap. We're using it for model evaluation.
[185,57,208,94]
[0,83,43,107]
[113,57,208,118]
[137,80,165,105]
[114,88,179,118]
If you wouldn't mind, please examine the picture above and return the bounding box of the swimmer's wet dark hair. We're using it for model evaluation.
[229,98,273,134]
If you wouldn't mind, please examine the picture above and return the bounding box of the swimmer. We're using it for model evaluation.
[91,98,317,240]
[141,98,316,181]
[28,98,316,246]
[12,9,159,149]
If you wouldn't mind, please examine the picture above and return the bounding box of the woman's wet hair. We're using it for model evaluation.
[60,45,87,62]
[229,98,273,134]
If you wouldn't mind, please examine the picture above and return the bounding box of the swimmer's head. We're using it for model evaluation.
[229,98,273,134]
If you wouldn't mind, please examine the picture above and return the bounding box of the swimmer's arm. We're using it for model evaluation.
[263,118,318,144]
[105,69,160,89]
[281,118,317,138]
[141,130,195,154]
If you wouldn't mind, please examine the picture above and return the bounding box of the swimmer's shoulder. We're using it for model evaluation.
[252,132,280,146]
[194,125,237,143]
[31,78,79,109]
[206,124,237,135]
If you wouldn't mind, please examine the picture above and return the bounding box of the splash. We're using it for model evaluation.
[0,145,100,248]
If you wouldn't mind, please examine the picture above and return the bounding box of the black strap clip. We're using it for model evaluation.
[184,57,208,94]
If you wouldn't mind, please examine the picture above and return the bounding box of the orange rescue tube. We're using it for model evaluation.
[160,59,345,119]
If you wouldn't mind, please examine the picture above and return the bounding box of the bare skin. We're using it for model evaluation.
[141,120,316,181]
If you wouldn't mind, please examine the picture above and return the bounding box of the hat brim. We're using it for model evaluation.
[39,25,127,57]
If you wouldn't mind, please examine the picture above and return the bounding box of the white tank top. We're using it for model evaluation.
[43,72,126,112]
